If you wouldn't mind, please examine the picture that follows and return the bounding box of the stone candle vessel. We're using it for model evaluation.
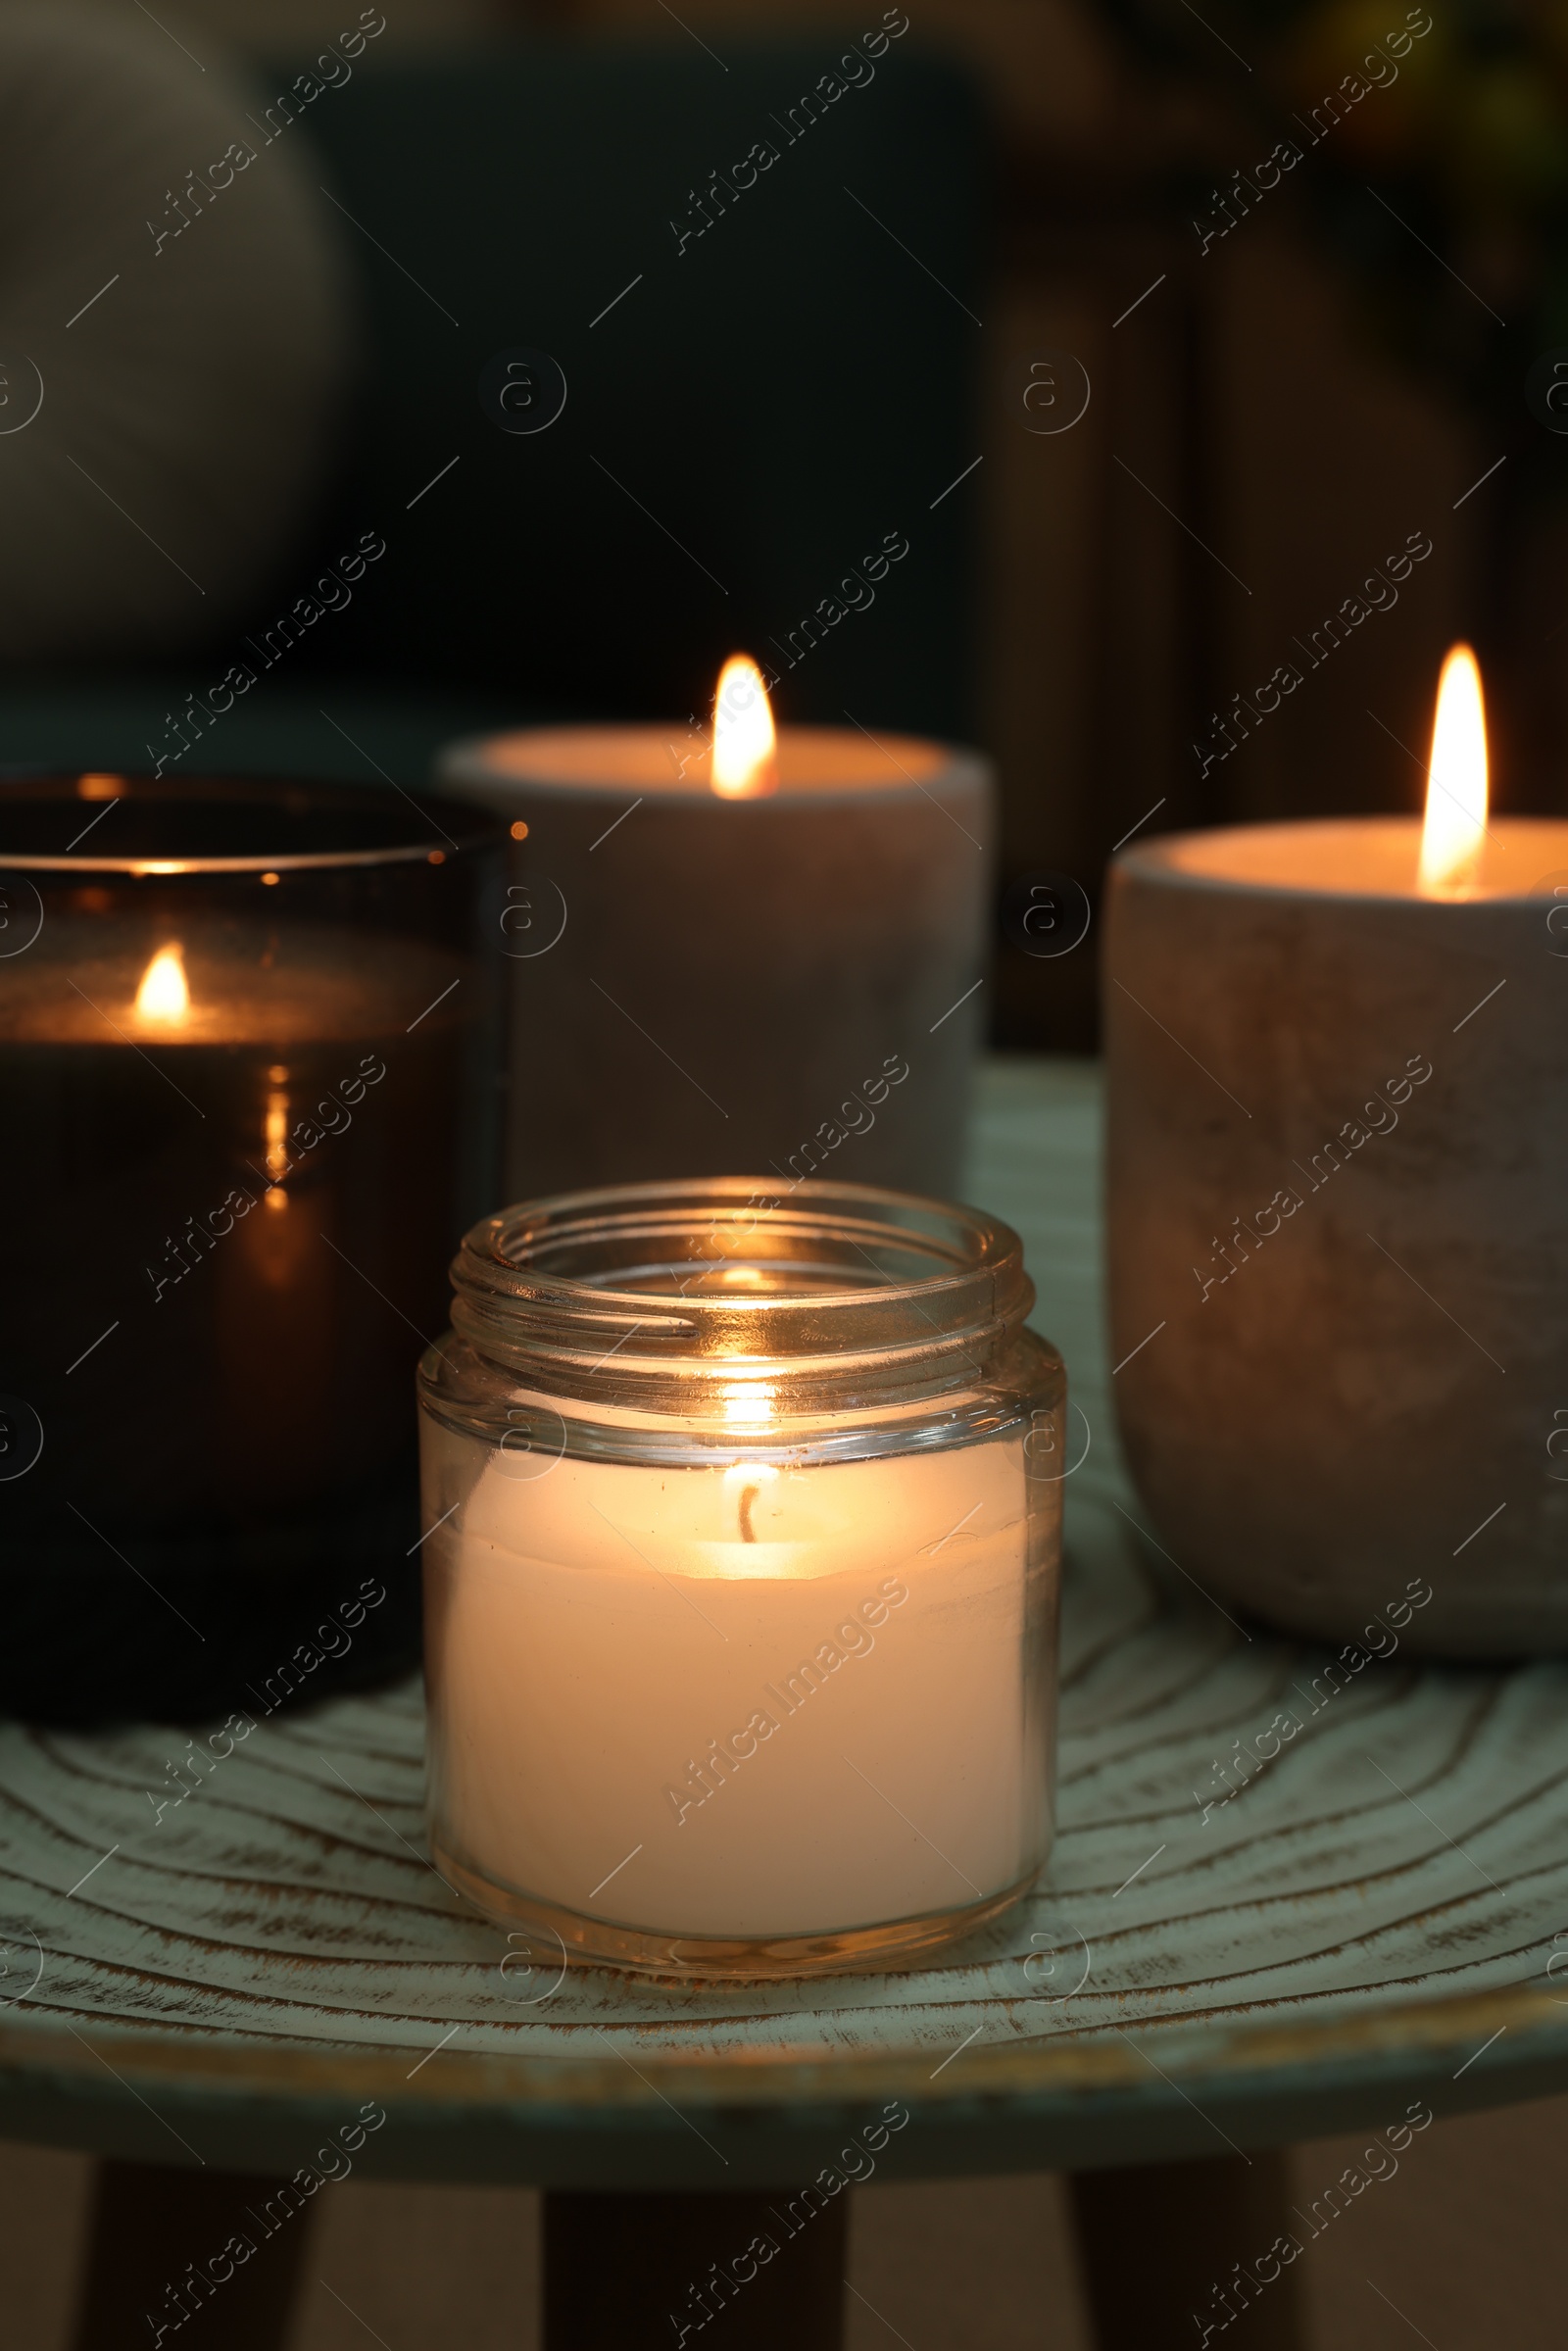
[437,724,993,1201]
[1104,817,1568,1658]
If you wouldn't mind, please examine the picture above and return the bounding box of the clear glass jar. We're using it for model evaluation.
[417,1178,1064,1982]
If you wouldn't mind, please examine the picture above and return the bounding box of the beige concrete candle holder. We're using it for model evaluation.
[437,723,993,1203]
[1104,817,1568,1658]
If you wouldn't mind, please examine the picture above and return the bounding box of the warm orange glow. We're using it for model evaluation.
[263,1085,292,1207]
[719,1382,776,1427]
[1419,644,1488,894]
[134,943,189,1023]
[264,1092,290,1180]
[710,655,776,797]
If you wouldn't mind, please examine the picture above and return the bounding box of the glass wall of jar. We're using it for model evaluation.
[418,1179,1064,1982]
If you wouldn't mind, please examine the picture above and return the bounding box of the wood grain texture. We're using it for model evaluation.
[2,1058,1566,2185]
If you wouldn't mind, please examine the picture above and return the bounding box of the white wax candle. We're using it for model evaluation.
[423,1426,1045,1939]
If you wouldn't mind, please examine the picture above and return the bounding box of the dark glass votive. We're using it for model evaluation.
[0,774,506,1724]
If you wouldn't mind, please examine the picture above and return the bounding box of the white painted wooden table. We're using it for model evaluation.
[2,1060,1565,2210]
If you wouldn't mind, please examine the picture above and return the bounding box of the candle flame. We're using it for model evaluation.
[710,654,776,798]
[134,943,189,1023]
[1419,645,1487,894]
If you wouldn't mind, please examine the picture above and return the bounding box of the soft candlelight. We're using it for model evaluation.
[436,657,994,1200]
[417,1178,1063,1979]
[1106,644,1568,1656]
[1418,644,1487,895]
[0,774,506,1723]
[710,651,778,797]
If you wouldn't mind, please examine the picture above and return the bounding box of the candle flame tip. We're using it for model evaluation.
[1419,643,1488,895]
[711,654,777,798]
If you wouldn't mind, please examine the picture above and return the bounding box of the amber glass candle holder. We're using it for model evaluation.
[0,774,506,1724]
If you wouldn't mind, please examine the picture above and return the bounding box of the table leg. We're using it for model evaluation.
[69,2161,314,2351]
[543,2187,849,2348]
[1068,2152,1308,2349]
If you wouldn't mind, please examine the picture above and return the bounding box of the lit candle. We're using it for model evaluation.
[1106,645,1568,1655]
[0,774,504,1722]
[3,919,471,1511]
[436,657,994,1201]
[419,1179,1062,1978]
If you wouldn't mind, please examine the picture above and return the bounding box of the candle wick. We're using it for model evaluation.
[738,1484,760,1543]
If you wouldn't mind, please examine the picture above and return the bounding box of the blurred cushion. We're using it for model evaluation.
[0,5,351,661]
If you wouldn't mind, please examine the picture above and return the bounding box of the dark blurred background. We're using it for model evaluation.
[5,0,1564,1049]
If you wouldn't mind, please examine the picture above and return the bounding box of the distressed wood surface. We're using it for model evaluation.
[2,1058,1566,2184]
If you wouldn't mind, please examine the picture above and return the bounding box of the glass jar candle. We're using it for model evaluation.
[0,773,505,1724]
[418,1179,1064,1981]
